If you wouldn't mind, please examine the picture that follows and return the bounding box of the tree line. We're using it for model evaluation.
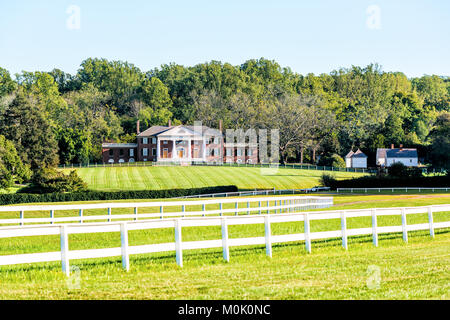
[0,57,449,188]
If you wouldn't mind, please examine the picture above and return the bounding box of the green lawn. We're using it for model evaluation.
[0,193,449,299]
[65,166,366,191]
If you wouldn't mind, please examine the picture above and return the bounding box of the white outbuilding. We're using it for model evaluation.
[376,144,418,167]
[345,149,368,168]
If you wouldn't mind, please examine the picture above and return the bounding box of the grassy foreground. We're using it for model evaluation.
[65,166,366,191]
[0,230,448,299]
[0,193,449,299]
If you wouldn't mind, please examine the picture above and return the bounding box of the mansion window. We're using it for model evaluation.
[226,148,232,156]
[152,148,156,156]
[129,149,134,157]
[152,137,157,144]
[142,148,148,156]
[109,149,114,157]
[143,138,148,144]
[119,149,124,157]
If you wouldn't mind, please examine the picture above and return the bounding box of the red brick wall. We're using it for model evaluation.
[102,147,137,163]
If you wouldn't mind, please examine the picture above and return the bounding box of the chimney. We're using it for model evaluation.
[168,119,172,127]
[136,120,140,135]
[219,120,223,133]
[391,144,394,149]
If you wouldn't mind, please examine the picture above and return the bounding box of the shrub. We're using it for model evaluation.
[317,154,346,168]
[1,185,239,205]
[388,162,409,178]
[320,173,337,188]
[330,175,450,189]
[22,168,88,193]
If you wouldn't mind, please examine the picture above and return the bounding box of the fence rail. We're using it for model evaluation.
[0,203,448,275]
[337,187,450,193]
[173,188,331,199]
[58,161,377,173]
[0,195,333,226]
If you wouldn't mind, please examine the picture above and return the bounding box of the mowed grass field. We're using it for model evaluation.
[0,193,449,299]
[66,166,366,191]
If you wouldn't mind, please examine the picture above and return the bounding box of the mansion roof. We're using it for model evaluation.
[137,125,223,137]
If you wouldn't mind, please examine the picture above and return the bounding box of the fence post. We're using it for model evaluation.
[50,210,54,225]
[264,215,272,257]
[134,207,138,221]
[108,208,111,222]
[401,208,408,243]
[202,204,206,217]
[428,206,434,238]
[175,219,183,267]
[221,217,230,262]
[304,212,311,253]
[20,210,24,226]
[219,203,223,216]
[120,222,130,271]
[182,205,185,218]
[79,209,83,224]
[247,201,250,215]
[235,202,238,216]
[60,225,70,276]
[371,209,378,247]
[259,201,262,214]
[341,211,348,250]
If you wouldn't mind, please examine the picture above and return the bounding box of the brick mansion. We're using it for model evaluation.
[102,121,259,164]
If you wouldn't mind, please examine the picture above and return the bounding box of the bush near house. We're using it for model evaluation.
[320,173,450,189]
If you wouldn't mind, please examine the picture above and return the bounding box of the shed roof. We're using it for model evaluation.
[345,149,367,158]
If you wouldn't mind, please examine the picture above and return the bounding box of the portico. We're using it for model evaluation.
[156,126,206,162]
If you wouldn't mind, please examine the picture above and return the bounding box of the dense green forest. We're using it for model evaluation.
[0,58,449,182]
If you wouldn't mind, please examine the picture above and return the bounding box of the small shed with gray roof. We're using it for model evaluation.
[345,148,368,168]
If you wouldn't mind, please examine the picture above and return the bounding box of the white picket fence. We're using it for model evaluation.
[337,187,450,193]
[0,204,448,276]
[0,195,333,226]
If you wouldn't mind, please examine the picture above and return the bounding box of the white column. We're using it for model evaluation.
[172,139,176,159]
[188,139,191,159]
[202,138,207,161]
[156,138,160,161]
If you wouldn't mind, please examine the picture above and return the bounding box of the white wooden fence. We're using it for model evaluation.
[0,204,448,275]
[174,187,330,199]
[337,187,450,193]
[0,196,333,226]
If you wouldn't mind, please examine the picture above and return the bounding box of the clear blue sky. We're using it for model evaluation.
[0,0,449,78]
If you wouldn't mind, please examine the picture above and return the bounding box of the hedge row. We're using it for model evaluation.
[0,185,238,205]
[327,175,450,189]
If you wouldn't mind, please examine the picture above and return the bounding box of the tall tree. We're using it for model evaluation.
[0,89,59,168]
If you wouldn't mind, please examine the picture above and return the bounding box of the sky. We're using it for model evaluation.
[0,0,449,78]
